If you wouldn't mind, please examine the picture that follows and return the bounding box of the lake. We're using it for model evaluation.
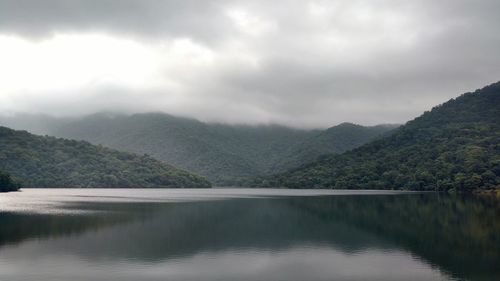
[0,188,498,281]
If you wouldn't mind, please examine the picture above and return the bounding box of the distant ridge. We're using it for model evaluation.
[271,122,399,173]
[0,114,396,185]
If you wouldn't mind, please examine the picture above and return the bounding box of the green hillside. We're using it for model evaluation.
[0,126,211,188]
[13,114,394,184]
[252,81,500,191]
[271,123,398,172]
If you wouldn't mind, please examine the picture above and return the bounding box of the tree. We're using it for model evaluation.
[0,170,20,192]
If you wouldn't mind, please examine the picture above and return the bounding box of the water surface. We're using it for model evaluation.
[0,188,498,281]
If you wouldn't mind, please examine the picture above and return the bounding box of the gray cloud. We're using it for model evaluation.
[0,0,499,128]
[0,0,233,43]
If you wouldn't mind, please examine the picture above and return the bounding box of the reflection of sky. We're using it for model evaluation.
[0,246,449,281]
[0,188,408,214]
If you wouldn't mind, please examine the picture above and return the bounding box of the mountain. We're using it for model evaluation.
[0,126,211,188]
[252,81,500,191]
[271,122,399,172]
[0,113,72,136]
[0,170,20,192]
[0,113,396,184]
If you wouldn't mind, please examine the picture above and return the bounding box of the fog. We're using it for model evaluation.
[0,0,499,128]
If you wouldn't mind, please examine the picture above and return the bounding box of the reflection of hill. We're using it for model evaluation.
[16,198,394,261]
[289,195,500,281]
[0,202,162,248]
[0,195,498,280]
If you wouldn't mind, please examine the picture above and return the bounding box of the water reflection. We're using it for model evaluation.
[0,191,498,281]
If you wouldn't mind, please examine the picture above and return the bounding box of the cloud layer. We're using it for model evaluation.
[0,0,499,127]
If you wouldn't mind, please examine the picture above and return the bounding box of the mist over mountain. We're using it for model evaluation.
[1,1,499,128]
[0,1,499,280]
[0,113,397,184]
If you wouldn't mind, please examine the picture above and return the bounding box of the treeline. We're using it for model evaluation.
[247,81,500,192]
[0,113,396,185]
[0,127,211,188]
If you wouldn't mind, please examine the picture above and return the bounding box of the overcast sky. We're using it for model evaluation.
[0,0,499,128]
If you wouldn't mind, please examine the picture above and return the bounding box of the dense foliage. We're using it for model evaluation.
[271,123,398,172]
[0,127,211,188]
[0,114,395,185]
[0,170,20,192]
[251,81,500,191]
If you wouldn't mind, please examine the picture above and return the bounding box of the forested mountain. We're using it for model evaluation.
[251,81,500,191]
[0,170,20,192]
[52,114,309,184]
[272,123,398,172]
[0,114,396,184]
[0,126,211,188]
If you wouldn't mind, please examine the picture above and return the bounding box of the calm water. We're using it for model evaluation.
[0,189,498,281]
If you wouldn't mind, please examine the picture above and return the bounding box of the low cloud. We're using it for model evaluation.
[0,0,499,127]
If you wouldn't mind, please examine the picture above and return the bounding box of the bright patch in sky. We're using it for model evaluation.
[0,34,217,93]
[226,8,277,36]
